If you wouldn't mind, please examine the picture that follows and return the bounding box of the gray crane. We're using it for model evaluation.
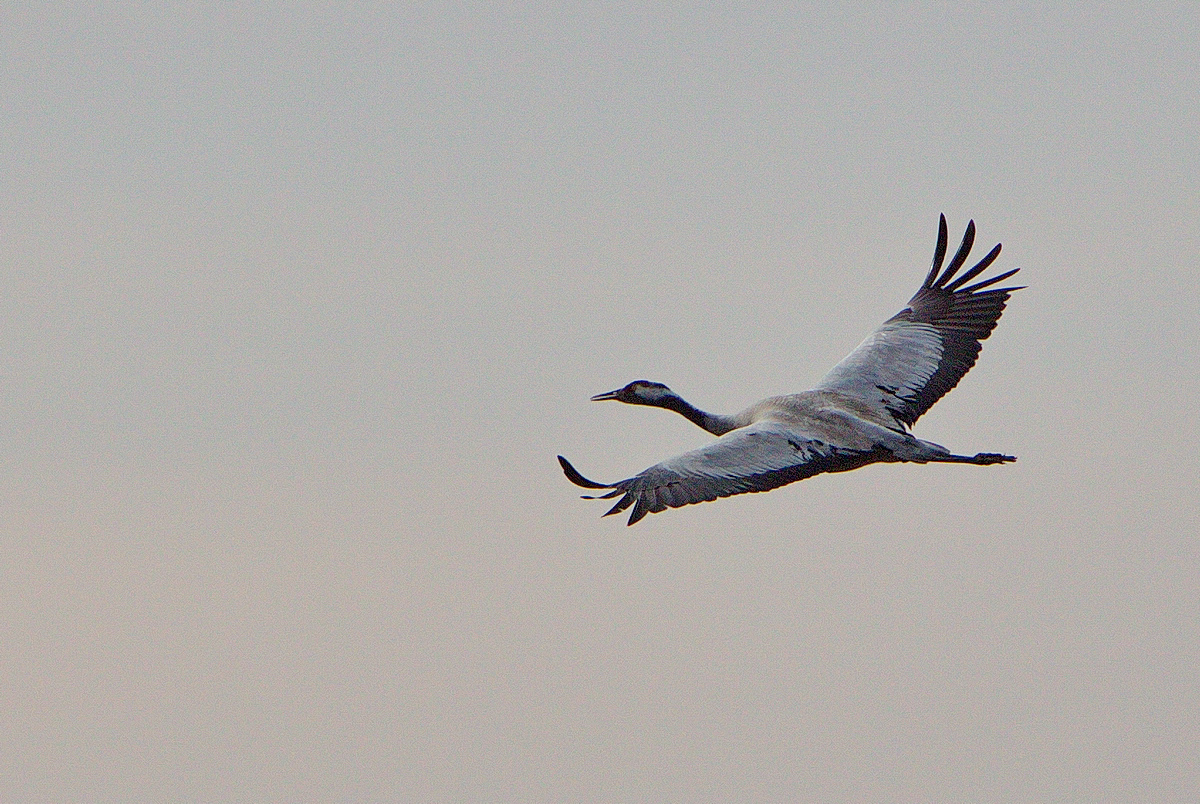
[558,215,1023,525]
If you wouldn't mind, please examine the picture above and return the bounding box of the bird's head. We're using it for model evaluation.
[591,380,677,406]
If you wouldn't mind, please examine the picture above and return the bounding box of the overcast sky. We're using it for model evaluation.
[2,3,1198,801]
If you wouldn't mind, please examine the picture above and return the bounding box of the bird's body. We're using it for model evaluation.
[559,215,1023,525]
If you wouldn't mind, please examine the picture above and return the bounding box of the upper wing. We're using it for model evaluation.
[558,421,883,526]
[816,215,1022,428]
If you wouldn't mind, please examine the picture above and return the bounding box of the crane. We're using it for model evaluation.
[558,215,1023,525]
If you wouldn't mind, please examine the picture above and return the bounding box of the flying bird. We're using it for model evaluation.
[558,215,1023,525]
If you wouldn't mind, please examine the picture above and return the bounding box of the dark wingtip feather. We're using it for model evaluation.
[959,267,1022,294]
[581,489,623,500]
[944,242,1002,292]
[935,220,976,288]
[558,455,612,489]
[923,214,949,288]
[603,494,633,518]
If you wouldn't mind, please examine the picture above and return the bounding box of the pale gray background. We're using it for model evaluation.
[3,3,1198,801]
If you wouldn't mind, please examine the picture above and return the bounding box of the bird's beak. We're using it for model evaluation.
[590,389,621,401]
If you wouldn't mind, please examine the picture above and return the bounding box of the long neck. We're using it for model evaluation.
[659,394,741,436]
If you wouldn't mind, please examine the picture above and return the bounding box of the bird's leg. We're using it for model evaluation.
[928,452,1016,465]
[972,452,1016,464]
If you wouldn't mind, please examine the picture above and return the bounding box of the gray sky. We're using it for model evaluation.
[3,3,1198,801]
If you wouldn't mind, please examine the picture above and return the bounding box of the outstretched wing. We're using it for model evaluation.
[816,214,1022,428]
[558,422,883,526]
